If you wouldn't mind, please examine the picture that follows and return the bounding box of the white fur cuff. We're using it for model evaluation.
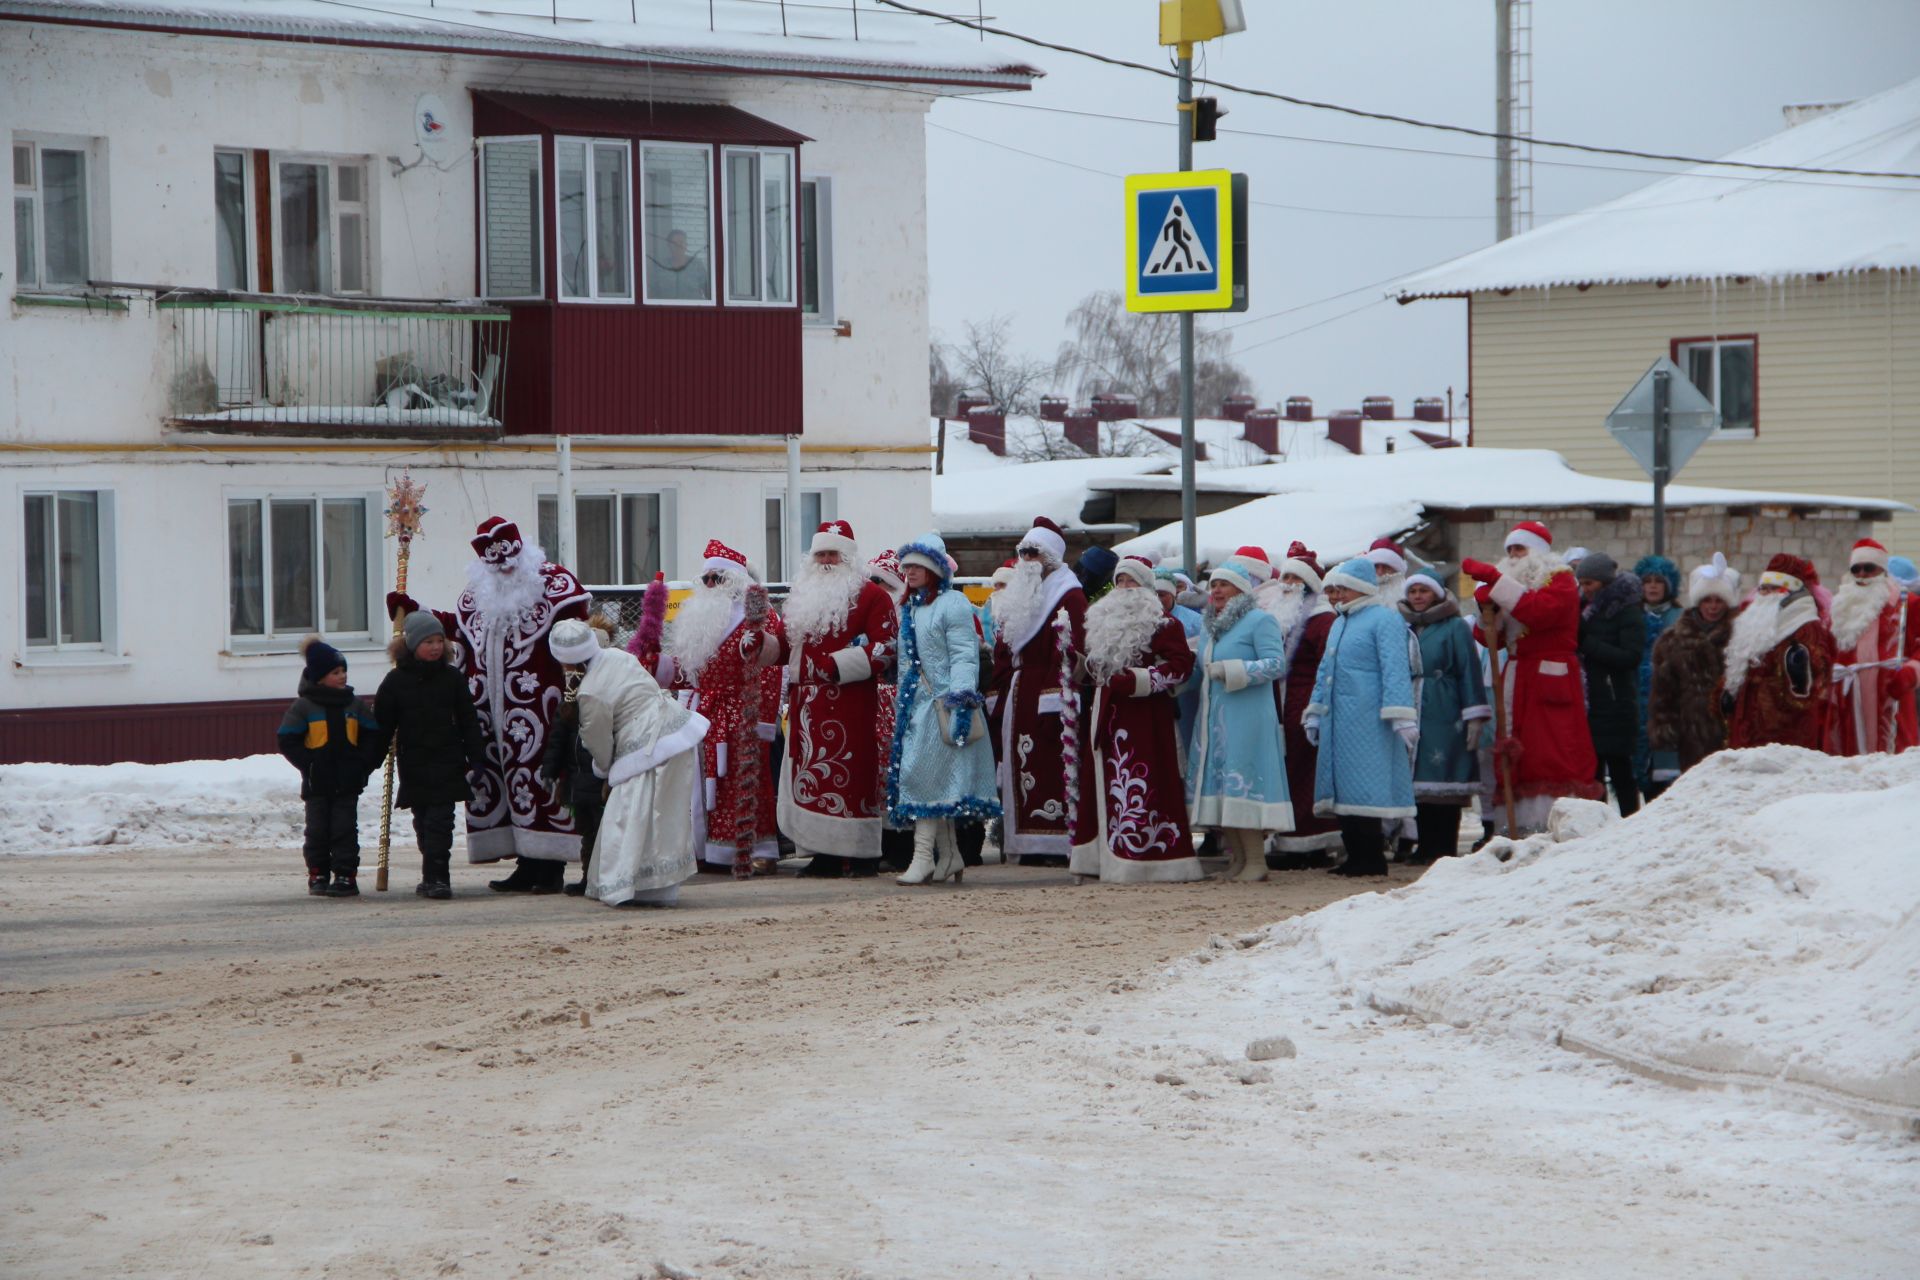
[1221,658,1251,693]
[830,646,873,684]
[1379,705,1417,721]
[1461,704,1493,722]
[1489,574,1527,612]
[1130,667,1152,698]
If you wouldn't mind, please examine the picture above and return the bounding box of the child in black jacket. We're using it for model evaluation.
[277,638,383,897]
[373,611,486,899]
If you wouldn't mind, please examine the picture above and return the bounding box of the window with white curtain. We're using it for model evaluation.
[724,147,794,306]
[1675,336,1758,435]
[226,493,378,645]
[538,489,671,585]
[23,489,114,650]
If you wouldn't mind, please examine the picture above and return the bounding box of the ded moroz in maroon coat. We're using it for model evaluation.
[989,561,1097,863]
[1275,605,1341,853]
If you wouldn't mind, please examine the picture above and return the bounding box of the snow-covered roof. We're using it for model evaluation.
[1393,76,1920,297]
[1,0,1041,89]
[1102,447,1908,568]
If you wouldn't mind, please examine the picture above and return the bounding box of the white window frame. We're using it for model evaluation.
[1675,336,1758,439]
[267,153,373,297]
[763,485,837,584]
[212,147,256,292]
[11,133,107,293]
[553,136,634,304]
[798,174,835,326]
[722,146,797,308]
[19,485,118,655]
[223,489,383,651]
[477,135,544,301]
[639,141,717,308]
[536,485,679,586]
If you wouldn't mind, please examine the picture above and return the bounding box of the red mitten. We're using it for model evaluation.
[1493,735,1525,767]
[1462,559,1501,586]
[386,591,420,620]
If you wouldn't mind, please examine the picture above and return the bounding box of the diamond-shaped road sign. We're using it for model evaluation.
[1605,356,1721,480]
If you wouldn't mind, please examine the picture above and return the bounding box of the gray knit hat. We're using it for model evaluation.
[403,609,446,652]
[1575,551,1618,582]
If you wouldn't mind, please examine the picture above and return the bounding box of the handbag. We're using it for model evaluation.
[934,689,988,745]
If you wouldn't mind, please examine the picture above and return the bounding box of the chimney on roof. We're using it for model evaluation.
[1063,409,1099,456]
[1091,393,1140,422]
[955,394,992,419]
[1412,396,1445,423]
[1038,395,1068,422]
[1327,409,1364,455]
[967,408,1006,457]
[1221,394,1255,422]
[1241,408,1280,456]
[1362,395,1395,421]
[1284,396,1313,422]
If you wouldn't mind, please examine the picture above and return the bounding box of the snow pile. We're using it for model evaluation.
[4,755,313,855]
[1227,747,1920,1125]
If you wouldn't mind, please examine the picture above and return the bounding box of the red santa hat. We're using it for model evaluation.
[1113,555,1157,589]
[866,549,904,595]
[1503,521,1553,555]
[1686,552,1743,607]
[1017,516,1068,562]
[1760,552,1816,593]
[1231,545,1275,579]
[1849,538,1890,572]
[810,518,858,560]
[990,558,1018,588]
[1365,537,1407,575]
[1277,541,1324,593]
[701,538,750,578]
[470,515,525,562]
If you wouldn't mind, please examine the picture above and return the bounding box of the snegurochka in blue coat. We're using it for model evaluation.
[887,531,1000,886]
[1304,557,1418,878]
[1185,550,1292,883]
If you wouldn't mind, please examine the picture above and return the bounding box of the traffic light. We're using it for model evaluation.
[1193,96,1224,142]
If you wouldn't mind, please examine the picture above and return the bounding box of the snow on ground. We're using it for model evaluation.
[0,755,451,856]
[1157,746,1920,1127]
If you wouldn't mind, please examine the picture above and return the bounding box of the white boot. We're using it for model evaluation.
[897,820,939,885]
[931,820,965,884]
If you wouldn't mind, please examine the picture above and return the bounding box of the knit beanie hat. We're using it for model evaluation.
[1575,551,1618,582]
[403,610,446,654]
[302,637,346,684]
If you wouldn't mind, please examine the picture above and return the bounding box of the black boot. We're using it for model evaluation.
[488,858,539,893]
[325,873,360,897]
[527,859,565,895]
[798,854,847,878]
[308,872,330,897]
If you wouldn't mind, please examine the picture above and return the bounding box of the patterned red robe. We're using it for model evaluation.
[1274,606,1341,853]
[1830,585,1916,756]
[442,562,590,862]
[1088,614,1199,882]
[988,570,1096,859]
[1478,567,1603,811]
[1727,613,1835,751]
[777,581,899,857]
[661,614,787,865]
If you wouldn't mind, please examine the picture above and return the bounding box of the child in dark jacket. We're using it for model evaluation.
[278,638,383,897]
[373,611,486,900]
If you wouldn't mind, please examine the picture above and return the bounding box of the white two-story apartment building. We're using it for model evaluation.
[0,0,1036,763]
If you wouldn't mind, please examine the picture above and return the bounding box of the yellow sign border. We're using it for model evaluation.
[1124,168,1235,313]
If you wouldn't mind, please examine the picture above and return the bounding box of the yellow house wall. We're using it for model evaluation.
[1467,274,1918,552]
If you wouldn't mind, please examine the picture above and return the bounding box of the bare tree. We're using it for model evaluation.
[929,343,963,417]
[1010,420,1166,463]
[936,314,1053,417]
[1053,290,1253,417]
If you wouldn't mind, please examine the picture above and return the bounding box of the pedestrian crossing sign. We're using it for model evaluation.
[1125,169,1246,313]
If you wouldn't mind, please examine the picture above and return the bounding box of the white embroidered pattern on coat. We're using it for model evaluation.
[1105,729,1181,857]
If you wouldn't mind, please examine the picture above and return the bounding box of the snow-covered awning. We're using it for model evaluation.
[1392,76,1920,299]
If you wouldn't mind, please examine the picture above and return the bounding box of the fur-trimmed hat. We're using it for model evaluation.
[810,519,858,561]
[1760,552,1817,593]
[1403,570,1446,598]
[898,532,952,582]
[1504,521,1553,554]
[701,539,749,578]
[548,618,600,666]
[1888,555,1918,592]
[1231,545,1274,580]
[471,515,525,564]
[990,558,1018,588]
[1113,555,1156,589]
[1324,557,1380,596]
[1209,555,1266,595]
[1685,552,1741,608]
[1279,541,1325,593]
[1365,538,1407,575]
[1634,555,1680,602]
[1850,538,1890,572]
[1017,517,1067,562]
[867,549,905,596]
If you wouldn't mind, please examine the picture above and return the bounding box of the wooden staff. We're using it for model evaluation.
[1485,608,1518,840]
[376,472,428,892]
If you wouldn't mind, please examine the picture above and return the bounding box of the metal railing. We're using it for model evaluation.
[160,289,510,431]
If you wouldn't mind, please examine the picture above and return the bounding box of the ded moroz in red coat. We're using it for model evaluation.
[1724,564,1835,752]
[1082,561,1200,882]
[1827,541,1919,756]
[777,576,900,859]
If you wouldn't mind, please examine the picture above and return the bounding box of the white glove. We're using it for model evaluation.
[1206,661,1227,681]
[1464,719,1485,753]
[1394,721,1419,750]
[1303,716,1321,747]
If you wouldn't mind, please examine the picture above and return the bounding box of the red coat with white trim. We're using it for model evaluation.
[1476,567,1600,801]
[1829,584,1917,756]
[777,580,900,854]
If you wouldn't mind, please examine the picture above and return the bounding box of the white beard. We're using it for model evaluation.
[1262,581,1308,638]
[993,558,1051,647]
[1829,578,1889,652]
[782,559,866,647]
[1375,572,1406,607]
[665,580,744,677]
[1496,551,1563,594]
[1084,587,1165,684]
[1724,595,1784,694]
[464,541,550,630]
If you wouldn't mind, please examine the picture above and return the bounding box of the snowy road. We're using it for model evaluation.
[0,848,1910,1278]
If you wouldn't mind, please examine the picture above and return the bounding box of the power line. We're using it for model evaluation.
[875,0,1920,182]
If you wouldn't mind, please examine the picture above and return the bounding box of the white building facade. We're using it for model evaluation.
[0,2,1034,762]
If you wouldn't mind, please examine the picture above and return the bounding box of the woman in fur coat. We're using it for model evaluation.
[1646,554,1739,777]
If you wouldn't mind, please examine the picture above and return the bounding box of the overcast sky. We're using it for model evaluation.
[922,0,1920,418]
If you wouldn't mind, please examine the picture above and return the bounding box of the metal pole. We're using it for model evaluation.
[1495,0,1513,242]
[1652,368,1670,557]
[556,435,574,569]
[786,433,803,585]
[1177,41,1198,575]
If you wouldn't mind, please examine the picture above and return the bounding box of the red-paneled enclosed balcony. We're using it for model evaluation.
[473,92,812,438]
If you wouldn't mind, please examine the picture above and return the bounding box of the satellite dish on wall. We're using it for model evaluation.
[414,93,459,164]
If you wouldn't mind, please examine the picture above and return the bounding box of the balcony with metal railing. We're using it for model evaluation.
[160,290,510,438]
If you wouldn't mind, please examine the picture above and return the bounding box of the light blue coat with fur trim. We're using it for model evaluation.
[888,535,1001,823]
[1306,596,1419,819]
[1185,598,1292,831]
